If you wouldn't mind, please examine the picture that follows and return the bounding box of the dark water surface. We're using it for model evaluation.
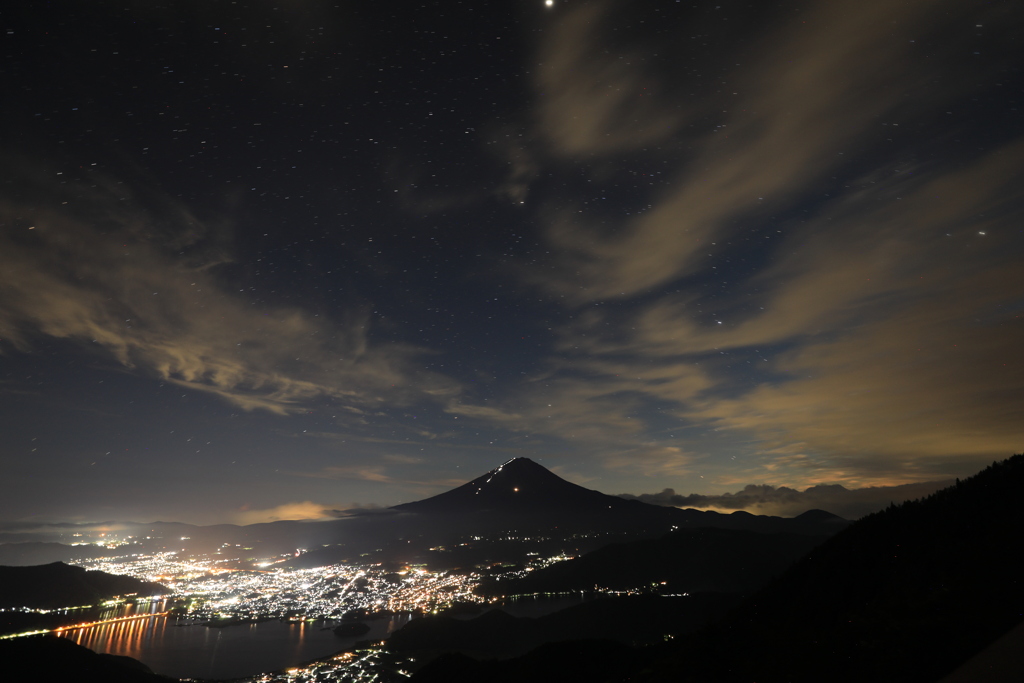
[65,605,410,680]
[63,596,586,679]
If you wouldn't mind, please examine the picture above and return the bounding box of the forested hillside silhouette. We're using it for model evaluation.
[412,454,1024,683]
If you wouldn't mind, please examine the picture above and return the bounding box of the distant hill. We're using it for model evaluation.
[409,454,1024,683]
[0,542,121,567]
[0,562,169,610]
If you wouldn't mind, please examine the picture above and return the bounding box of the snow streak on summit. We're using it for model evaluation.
[391,458,635,515]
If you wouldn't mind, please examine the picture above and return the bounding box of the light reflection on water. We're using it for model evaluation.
[61,597,583,679]
[63,605,412,680]
[63,600,169,657]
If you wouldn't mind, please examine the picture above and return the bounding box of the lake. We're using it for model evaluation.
[62,595,587,679]
[64,603,410,680]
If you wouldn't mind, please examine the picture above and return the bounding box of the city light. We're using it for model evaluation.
[3,534,663,679]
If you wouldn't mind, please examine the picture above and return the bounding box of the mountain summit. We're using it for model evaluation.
[391,458,634,515]
[388,458,849,539]
[383,458,711,545]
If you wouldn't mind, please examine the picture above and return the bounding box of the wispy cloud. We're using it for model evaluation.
[288,462,463,492]
[471,0,1024,489]
[0,166,459,415]
[494,140,1024,487]
[448,356,711,445]
[293,465,401,484]
[530,0,1006,302]
[605,445,693,479]
[678,145,1024,483]
[534,1,683,157]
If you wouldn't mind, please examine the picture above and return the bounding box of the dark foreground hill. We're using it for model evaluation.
[659,453,1024,683]
[0,562,169,610]
[478,527,827,597]
[389,593,739,660]
[0,635,176,683]
[411,454,1024,683]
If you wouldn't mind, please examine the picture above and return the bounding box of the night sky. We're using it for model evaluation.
[2,0,1022,526]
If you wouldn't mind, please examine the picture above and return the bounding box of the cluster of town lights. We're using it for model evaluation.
[3,534,688,680]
